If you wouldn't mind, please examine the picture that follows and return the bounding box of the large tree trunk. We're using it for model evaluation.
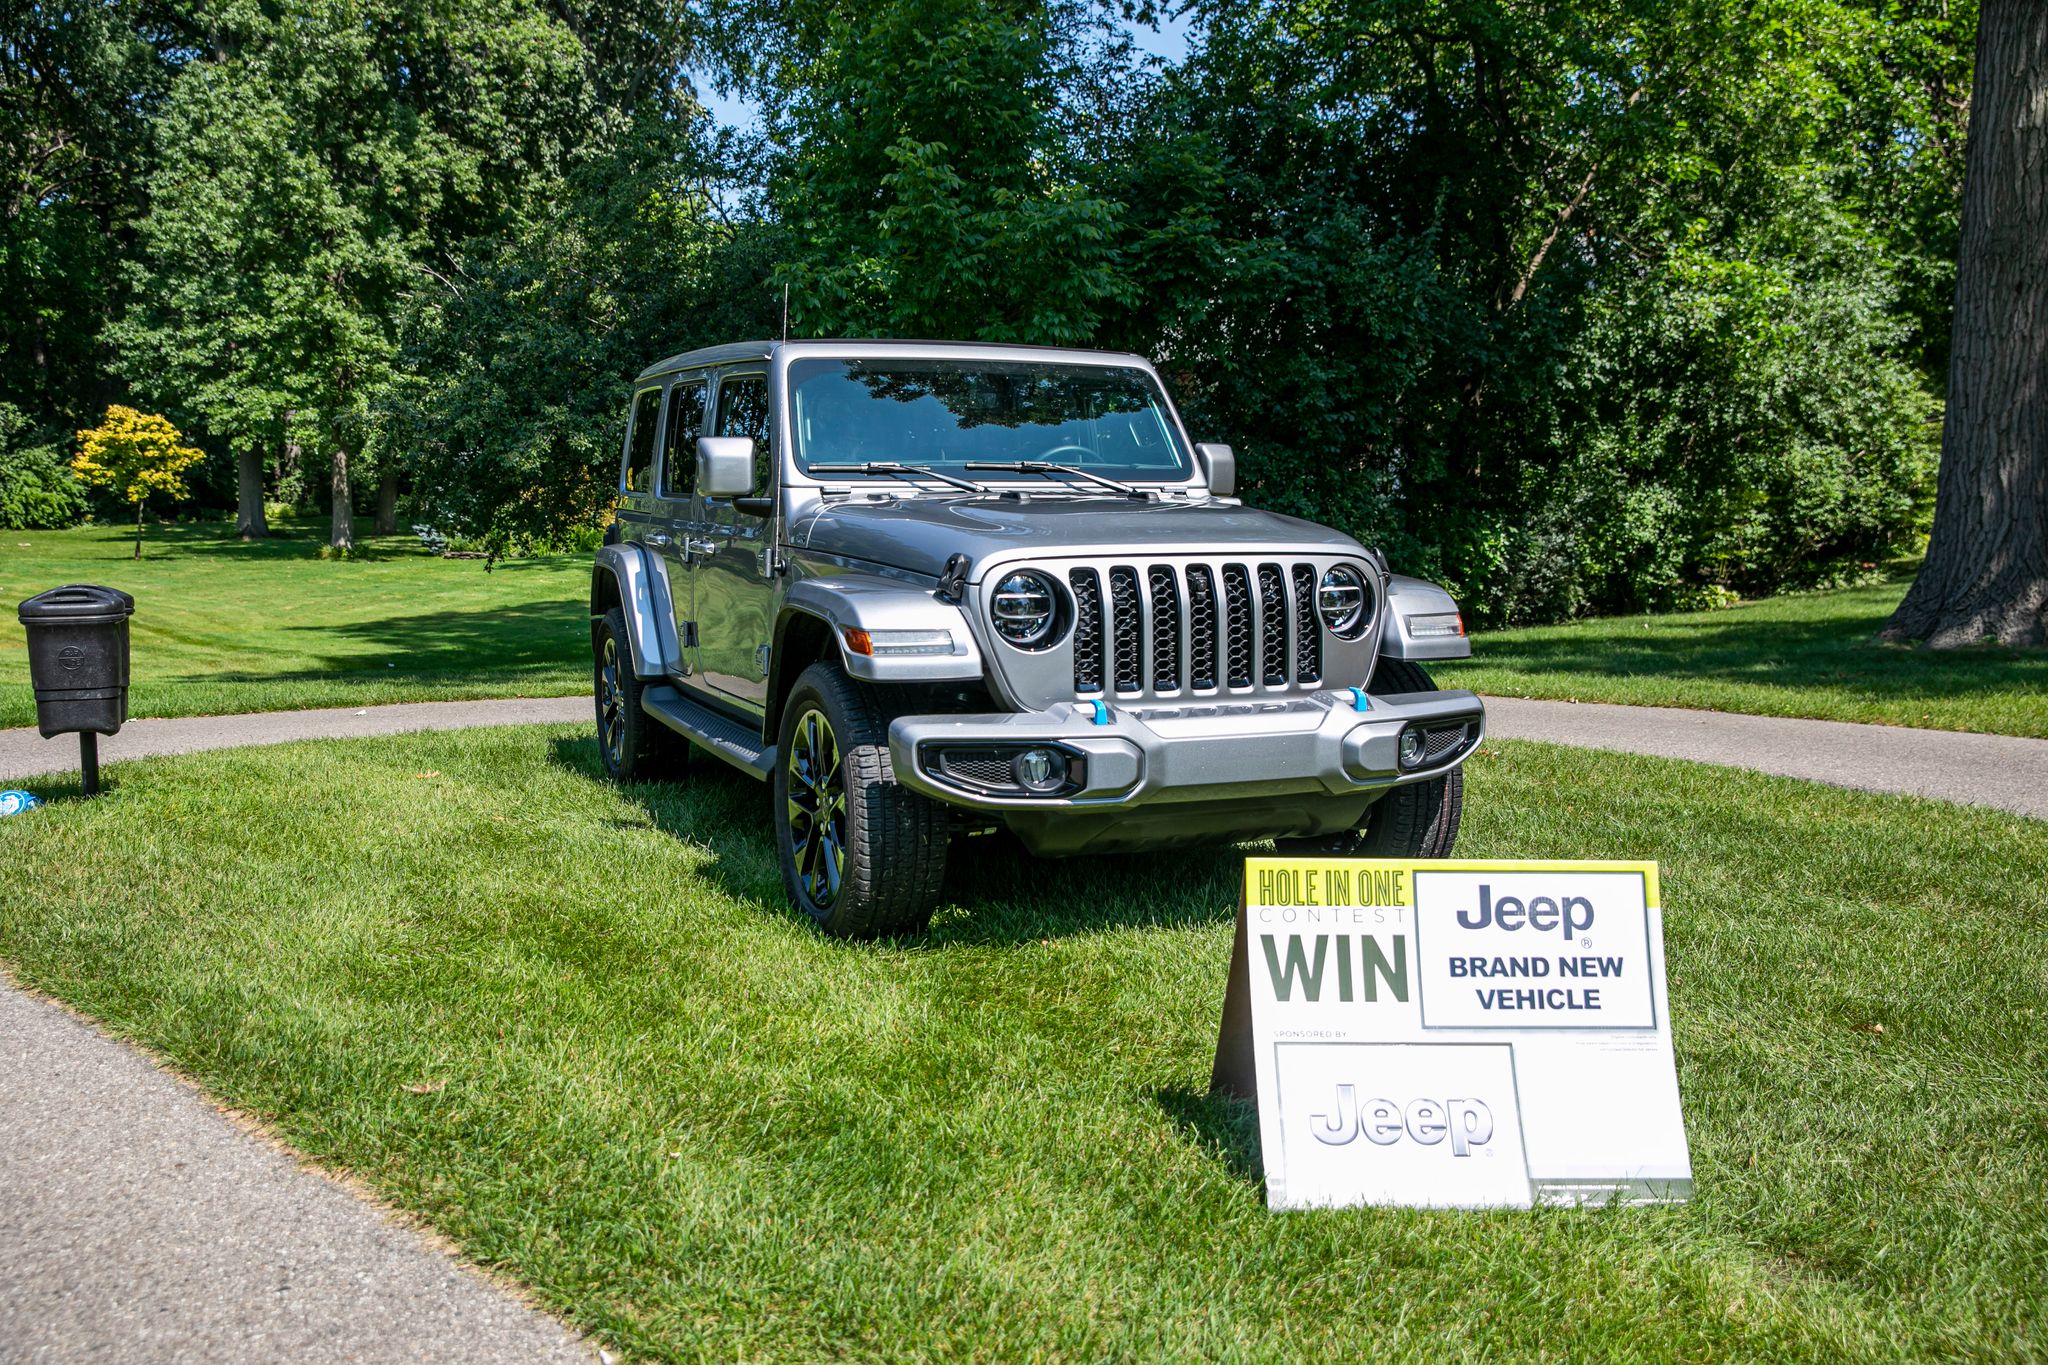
[374,472,398,535]
[1886,0,2048,648]
[235,448,269,540]
[330,445,355,551]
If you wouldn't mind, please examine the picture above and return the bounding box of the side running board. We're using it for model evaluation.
[641,685,774,779]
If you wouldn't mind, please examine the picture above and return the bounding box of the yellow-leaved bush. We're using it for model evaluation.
[73,406,206,556]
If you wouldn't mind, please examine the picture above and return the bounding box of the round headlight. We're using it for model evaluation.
[991,570,1060,648]
[1318,565,1372,638]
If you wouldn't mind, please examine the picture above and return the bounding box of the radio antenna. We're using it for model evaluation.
[781,284,790,341]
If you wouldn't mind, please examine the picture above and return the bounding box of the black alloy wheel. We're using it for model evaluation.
[784,705,847,909]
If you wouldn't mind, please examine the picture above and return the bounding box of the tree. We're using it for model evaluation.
[1097,0,1944,623]
[761,0,1131,342]
[0,0,187,430]
[72,405,203,558]
[1885,1,2048,648]
[116,0,596,550]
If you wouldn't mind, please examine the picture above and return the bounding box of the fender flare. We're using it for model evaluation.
[591,542,682,678]
[782,574,984,684]
[1379,574,1472,660]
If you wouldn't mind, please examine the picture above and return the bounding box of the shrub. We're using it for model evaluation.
[0,405,88,531]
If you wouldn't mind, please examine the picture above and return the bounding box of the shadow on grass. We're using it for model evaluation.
[31,517,587,570]
[544,732,1246,945]
[177,602,589,687]
[1153,1085,1264,1187]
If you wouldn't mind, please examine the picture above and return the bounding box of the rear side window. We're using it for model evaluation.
[715,373,773,492]
[623,387,662,493]
[660,379,707,500]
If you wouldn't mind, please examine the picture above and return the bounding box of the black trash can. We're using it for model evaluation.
[19,585,134,761]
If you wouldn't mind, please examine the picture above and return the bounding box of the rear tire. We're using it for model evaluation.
[1274,656,1463,859]
[594,607,684,782]
[774,662,949,938]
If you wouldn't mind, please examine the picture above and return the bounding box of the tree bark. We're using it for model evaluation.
[374,472,398,535]
[133,501,144,560]
[330,445,355,551]
[235,448,269,540]
[1886,0,2048,648]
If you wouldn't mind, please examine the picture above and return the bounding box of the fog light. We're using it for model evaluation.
[1398,727,1428,769]
[1012,746,1068,792]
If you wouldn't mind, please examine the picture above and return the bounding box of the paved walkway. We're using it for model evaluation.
[0,696,588,785]
[2,688,2041,1361]
[1481,696,2048,821]
[0,980,594,1364]
[1,691,2042,819]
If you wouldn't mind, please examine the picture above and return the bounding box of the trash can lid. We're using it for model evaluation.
[18,584,136,624]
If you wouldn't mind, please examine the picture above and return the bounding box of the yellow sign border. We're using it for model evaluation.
[1242,857,1661,910]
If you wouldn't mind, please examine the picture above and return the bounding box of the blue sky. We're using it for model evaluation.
[691,8,1194,132]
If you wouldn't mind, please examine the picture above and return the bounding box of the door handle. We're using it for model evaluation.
[686,538,719,555]
[644,531,671,548]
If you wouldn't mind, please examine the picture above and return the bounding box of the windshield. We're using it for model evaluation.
[788,358,1192,482]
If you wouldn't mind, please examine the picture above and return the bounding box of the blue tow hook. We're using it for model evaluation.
[1349,687,1371,712]
[1088,700,1111,726]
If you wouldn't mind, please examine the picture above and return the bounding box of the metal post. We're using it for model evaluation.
[80,732,98,797]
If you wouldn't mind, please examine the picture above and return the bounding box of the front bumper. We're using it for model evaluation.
[888,688,1485,813]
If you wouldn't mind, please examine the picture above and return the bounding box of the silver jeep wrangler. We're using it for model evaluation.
[592,340,1483,936]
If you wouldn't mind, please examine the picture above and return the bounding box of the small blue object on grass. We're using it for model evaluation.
[0,790,43,816]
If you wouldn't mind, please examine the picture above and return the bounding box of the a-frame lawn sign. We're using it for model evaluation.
[1213,858,1692,1210]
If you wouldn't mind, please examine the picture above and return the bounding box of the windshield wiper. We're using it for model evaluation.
[809,462,989,494]
[964,461,1148,499]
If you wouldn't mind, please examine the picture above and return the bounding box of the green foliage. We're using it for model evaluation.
[3,0,1977,616]
[763,0,1130,342]
[384,117,775,556]
[112,0,601,543]
[1100,0,1946,624]
[0,0,182,429]
[0,404,86,530]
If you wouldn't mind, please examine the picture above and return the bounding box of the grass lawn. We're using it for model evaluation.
[1436,575,2048,738]
[1,729,2041,1360]
[0,518,589,728]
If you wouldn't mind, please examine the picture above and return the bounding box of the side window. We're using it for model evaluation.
[623,387,662,493]
[659,379,707,501]
[715,373,773,492]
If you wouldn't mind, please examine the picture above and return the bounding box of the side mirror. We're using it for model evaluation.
[697,436,755,499]
[1195,442,1235,497]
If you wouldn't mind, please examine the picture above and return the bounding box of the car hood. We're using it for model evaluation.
[789,494,1363,581]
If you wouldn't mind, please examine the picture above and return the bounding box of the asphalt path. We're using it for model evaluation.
[0,691,2041,818]
[1,688,2041,1362]
[0,980,595,1365]
[1481,696,2048,821]
[0,696,588,785]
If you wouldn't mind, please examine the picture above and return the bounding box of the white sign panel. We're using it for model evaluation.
[1212,858,1692,1210]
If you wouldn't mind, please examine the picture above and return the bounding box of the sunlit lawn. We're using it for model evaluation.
[0,517,588,727]
[1438,574,2048,737]
[1,727,2040,1361]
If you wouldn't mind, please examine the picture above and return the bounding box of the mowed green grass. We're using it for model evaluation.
[0,729,2041,1360]
[0,519,589,727]
[1436,576,2048,738]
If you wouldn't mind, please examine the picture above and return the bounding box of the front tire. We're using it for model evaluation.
[774,663,949,938]
[1275,656,1463,859]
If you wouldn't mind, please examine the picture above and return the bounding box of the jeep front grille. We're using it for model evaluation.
[1107,567,1143,693]
[1065,559,1334,700]
[1071,569,1104,693]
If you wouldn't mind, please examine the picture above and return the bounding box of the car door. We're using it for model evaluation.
[653,374,708,674]
[693,369,777,710]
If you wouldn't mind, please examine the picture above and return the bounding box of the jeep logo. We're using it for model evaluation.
[1457,883,1594,940]
[1309,1084,1495,1155]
